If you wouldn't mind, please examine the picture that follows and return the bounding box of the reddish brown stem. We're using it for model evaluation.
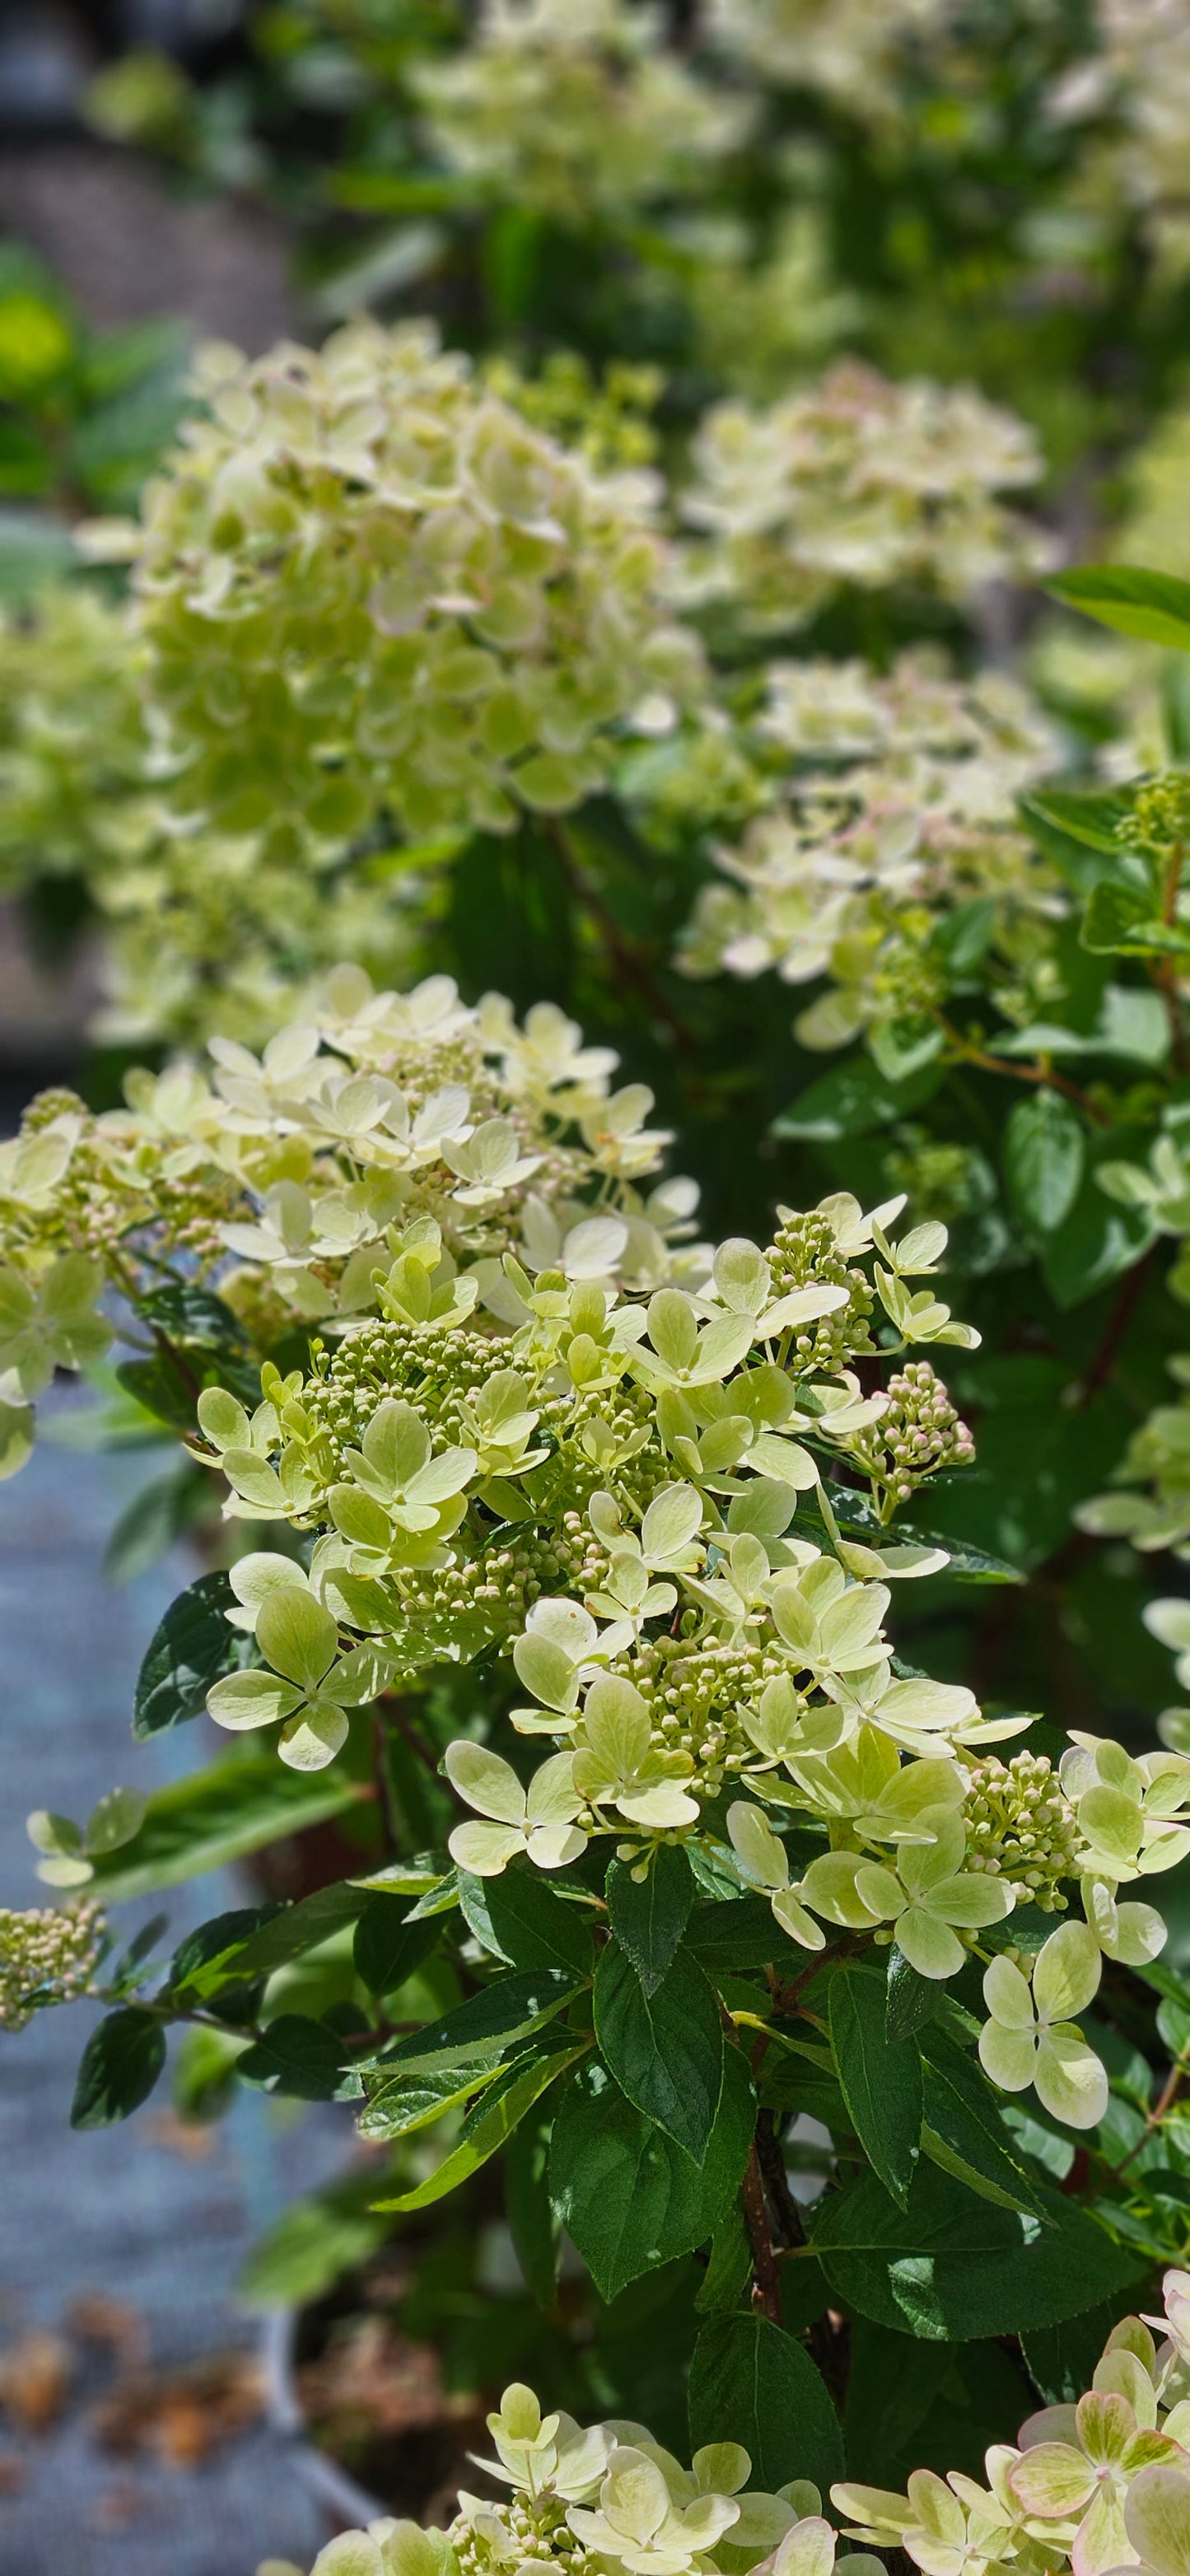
[1075,1240,1159,1409]
[545,818,696,1055]
[933,1015,1111,1128]
[741,2144,783,2324]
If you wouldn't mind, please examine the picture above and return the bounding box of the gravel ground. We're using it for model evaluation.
[0,1419,346,2576]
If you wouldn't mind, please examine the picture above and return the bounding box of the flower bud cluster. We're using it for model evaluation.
[962,1752,1082,1906]
[0,1901,107,2032]
[864,1359,975,1507]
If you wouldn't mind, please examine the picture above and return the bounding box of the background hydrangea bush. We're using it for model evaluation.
[12,0,1190,2546]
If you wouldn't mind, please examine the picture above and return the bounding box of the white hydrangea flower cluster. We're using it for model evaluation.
[838,2266,1190,2576]
[413,0,752,226]
[104,317,702,847]
[678,366,1051,633]
[707,0,952,120]
[1057,0,1190,278]
[259,2381,880,2576]
[267,2282,1190,2576]
[0,970,698,1479]
[677,653,1061,1050]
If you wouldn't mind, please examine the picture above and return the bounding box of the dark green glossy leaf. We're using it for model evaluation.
[368,1967,581,2075]
[236,2013,353,2100]
[688,2313,843,2492]
[549,2044,755,2301]
[919,2027,1047,2216]
[133,1571,251,1740]
[810,2166,1142,2338]
[71,2008,166,2128]
[772,1054,943,1141]
[352,1893,445,1996]
[830,1964,922,2207]
[374,2034,586,2212]
[606,1846,693,1996]
[594,1939,724,2167]
[459,1865,595,1976]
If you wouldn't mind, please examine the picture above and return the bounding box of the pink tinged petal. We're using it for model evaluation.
[1124,2465,1190,2576]
[1020,2409,1082,2452]
[1009,2447,1099,2519]
[1077,2396,1141,2471]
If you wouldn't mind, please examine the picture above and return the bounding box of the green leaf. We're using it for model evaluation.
[357,2053,507,2144]
[369,1967,581,2075]
[606,1846,693,1997]
[548,2044,756,2302]
[688,2313,844,2494]
[1081,878,1184,959]
[772,1054,942,1141]
[71,2008,166,2128]
[830,1965,922,2207]
[1020,2302,1130,2405]
[1048,562,1190,652]
[138,1283,247,1351]
[1020,785,1136,894]
[166,1902,283,2004]
[684,1895,800,1976]
[809,2166,1142,2339]
[226,1882,371,1977]
[886,1953,939,2042]
[695,2210,754,2315]
[374,2036,586,2212]
[1004,1091,1085,1236]
[458,1865,595,1976]
[505,2107,562,2309]
[919,2027,1047,2216]
[236,2013,352,2100]
[352,1894,445,1996]
[594,1939,724,2168]
[85,1757,363,1900]
[133,1571,252,1739]
[1042,1173,1153,1309]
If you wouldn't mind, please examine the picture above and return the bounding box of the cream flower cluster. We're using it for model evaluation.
[679,368,1051,633]
[677,653,1060,1051]
[103,316,701,847]
[839,2266,1190,2576]
[707,0,952,120]
[260,2381,880,2576]
[0,969,694,1478]
[413,0,751,226]
[266,2281,1190,2576]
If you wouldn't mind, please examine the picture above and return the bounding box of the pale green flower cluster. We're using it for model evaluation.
[0,584,430,1049]
[1076,1356,1190,1557]
[260,2381,876,2576]
[104,316,701,846]
[839,2265,1190,2576]
[1070,0,1190,278]
[126,1024,1174,2130]
[679,367,1051,633]
[677,653,1060,1051]
[413,0,752,226]
[707,0,952,120]
[0,970,692,1473]
[0,1899,107,2033]
[268,2280,1190,2576]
